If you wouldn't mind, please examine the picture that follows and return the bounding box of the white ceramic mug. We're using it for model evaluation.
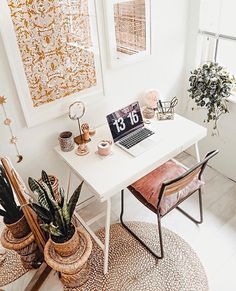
[97,140,112,156]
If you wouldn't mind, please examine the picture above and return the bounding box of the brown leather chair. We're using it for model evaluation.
[120,150,219,259]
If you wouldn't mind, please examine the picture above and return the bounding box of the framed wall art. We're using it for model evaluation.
[0,0,104,127]
[103,0,151,68]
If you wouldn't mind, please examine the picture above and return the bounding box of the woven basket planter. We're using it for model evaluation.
[4,215,31,239]
[51,227,80,257]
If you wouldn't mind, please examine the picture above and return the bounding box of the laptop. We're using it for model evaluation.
[106,101,156,157]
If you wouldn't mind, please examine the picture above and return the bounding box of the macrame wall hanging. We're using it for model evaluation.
[0,96,23,163]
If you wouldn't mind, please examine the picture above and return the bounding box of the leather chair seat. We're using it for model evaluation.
[130,160,204,215]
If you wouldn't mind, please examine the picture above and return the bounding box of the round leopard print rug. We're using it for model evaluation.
[64,222,208,291]
[0,250,27,287]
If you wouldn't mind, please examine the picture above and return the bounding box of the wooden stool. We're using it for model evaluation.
[44,227,92,288]
[1,228,42,269]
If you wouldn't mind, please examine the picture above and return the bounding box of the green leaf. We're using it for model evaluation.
[28,178,49,209]
[28,178,55,216]
[50,223,63,237]
[58,188,64,207]
[40,223,63,237]
[40,181,55,202]
[30,203,52,224]
[41,171,55,199]
[0,185,20,218]
[68,181,84,219]
[40,223,50,233]
[0,165,15,203]
[0,208,7,218]
[62,202,70,225]
[57,208,66,234]
[47,197,66,235]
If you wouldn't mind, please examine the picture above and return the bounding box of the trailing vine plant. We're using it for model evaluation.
[188,62,235,135]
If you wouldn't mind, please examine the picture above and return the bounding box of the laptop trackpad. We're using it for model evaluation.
[140,138,155,149]
[129,138,155,156]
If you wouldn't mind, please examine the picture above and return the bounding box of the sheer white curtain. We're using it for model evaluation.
[197,0,236,75]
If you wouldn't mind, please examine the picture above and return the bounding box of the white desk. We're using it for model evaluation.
[55,114,207,274]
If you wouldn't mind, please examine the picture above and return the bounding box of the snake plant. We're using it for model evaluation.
[28,171,83,243]
[0,164,23,224]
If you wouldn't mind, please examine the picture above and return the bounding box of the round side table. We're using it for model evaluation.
[44,227,92,288]
[1,228,42,269]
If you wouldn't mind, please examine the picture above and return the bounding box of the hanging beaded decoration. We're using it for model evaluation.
[0,96,23,163]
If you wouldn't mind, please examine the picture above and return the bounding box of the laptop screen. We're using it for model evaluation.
[106,101,144,142]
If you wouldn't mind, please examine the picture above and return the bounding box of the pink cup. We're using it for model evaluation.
[97,140,112,156]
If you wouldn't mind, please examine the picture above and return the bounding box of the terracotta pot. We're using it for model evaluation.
[52,228,80,257]
[5,215,31,239]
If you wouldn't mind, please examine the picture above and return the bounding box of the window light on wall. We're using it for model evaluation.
[197,0,236,101]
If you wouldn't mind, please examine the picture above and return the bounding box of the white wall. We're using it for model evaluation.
[182,0,236,181]
[0,0,190,198]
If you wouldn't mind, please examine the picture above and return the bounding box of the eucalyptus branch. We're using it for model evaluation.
[188,62,235,135]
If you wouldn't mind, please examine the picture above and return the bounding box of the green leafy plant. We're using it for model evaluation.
[28,171,83,243]
[188,62,235,134]
[0,164,23,224]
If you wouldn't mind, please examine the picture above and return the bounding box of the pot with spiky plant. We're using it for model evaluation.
[0,164,30,239]
[28,171,84,257]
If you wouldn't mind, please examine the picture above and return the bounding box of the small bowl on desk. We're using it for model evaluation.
[142,107,155,119]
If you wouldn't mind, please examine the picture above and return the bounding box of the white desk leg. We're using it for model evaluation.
[104,198,111,275]
[195,142,201,162]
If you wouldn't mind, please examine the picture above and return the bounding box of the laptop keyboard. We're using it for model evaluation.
[118,127,154,149]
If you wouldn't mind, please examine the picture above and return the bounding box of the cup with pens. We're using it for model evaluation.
[157,97,178,120]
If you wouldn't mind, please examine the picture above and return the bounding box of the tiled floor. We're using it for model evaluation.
[1,152,236,290]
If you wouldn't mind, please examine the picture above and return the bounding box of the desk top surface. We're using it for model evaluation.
[55,114,207,201]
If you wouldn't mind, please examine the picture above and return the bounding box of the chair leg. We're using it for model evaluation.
[176,189,203,224]
[120,189,164,259]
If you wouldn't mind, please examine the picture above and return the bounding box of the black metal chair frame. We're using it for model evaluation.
[120,150,219,260]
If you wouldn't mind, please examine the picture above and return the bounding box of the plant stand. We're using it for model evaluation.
[1,228,42,269]
[44,227,92,288]
[0,248,6,265]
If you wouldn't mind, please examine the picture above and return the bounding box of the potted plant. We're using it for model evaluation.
[28,171,84,257]
[188,62,235,134]
[38,174,59,201]
[0,164,30,238]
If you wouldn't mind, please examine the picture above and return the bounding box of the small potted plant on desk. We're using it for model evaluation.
[0,164,30,238]
[28,171,92,287]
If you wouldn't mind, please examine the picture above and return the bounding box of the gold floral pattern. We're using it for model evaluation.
[7,0,97,107]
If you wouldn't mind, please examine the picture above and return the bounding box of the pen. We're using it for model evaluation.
[159,100,164,113]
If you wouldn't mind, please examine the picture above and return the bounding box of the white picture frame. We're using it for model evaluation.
[103,0,151,68]
[0,0,104,127]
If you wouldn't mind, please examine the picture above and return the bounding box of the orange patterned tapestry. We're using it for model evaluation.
[7,0,97,107]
